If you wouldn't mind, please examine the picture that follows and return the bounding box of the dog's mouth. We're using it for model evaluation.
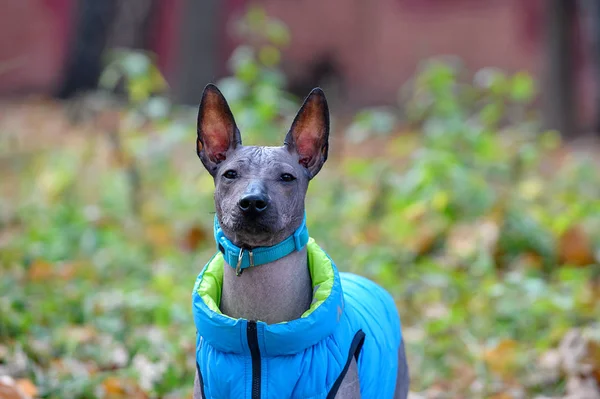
[220,212,288,248]
[232,217,274,235]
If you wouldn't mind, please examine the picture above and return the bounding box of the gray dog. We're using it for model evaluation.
[192,84,409,398]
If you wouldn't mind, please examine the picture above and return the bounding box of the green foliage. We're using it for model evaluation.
[346,107,398,143]
[100,49,171,120]
[215,5,298,145]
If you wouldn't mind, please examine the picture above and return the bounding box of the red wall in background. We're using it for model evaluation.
[0,0,595,126]
[148,0,183,83]
[0,0,74,94]
[0,0,181,96]
[249,0,594,124]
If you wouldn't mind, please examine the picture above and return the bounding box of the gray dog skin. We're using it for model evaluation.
[193,84,409,399]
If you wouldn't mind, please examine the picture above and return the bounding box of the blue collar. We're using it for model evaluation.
[213,214,310,275]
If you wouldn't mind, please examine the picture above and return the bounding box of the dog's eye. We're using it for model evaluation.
[280,173,296,182]
[223,170,238,179]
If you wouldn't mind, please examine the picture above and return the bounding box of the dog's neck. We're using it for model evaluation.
[220,247,313,324]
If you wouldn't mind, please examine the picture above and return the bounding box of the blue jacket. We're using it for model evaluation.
[192,238,402,399]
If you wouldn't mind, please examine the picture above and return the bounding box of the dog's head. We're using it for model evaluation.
[197,84,329,248]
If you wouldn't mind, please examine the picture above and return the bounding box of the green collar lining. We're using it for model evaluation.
[197,238,334,321]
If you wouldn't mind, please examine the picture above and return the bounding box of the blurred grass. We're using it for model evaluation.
[1,8,600,399]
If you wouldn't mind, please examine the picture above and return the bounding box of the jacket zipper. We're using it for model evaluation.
[247,320,261,399]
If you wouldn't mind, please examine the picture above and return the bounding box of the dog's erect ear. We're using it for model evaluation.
[284,88,330,179]
[197,84,241,176]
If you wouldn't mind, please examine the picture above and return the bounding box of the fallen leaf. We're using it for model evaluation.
[518,178,544,200]
[405,224,442,255]
[484,339,519,378]
[145,223,172,247]
[15,379,37,398]
[565,375,600,398]
[560,329,597,376]
[101,377,147,399]
[447,220,500,260]
[108,345,129,369]
[57,262,80,281]
[95,109,121,132]
[362,224,381,244]
[102,377,126,395]
[533,349,562,386]
[559,225,596,266]
[27,260,53,281]
[424,303,449,320]
[451,363,476,393]
[66,325,98,344]
[512,252,544,270]
[181,225,208,251]
[132,354,166,391]
[0,376,29,399]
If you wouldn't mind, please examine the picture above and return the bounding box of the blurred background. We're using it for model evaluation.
[1,1,600,398]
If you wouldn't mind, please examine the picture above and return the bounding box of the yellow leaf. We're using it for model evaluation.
[518,178,543,200]
[258,45,280,67]
[431,191,449,211]
[102,377,126,395]
[483,339,519,377]
[145,223,172,247]
[128,78,151,103]
[405,225,440,255]
[28,260,53,281]
[403,201,427,222]
[101,377,147,399]
[149,66,168,92]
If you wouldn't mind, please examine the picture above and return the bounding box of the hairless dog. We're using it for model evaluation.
[192,85,409,399]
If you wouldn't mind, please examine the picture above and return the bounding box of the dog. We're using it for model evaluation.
[192,84,409,398]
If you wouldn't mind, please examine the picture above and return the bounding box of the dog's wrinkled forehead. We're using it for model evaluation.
[219,146,307,179]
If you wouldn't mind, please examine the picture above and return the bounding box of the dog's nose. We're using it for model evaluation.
[239,193,269,213]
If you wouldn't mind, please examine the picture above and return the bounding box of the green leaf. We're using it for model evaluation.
[265,20,291,47]
[258,45,281,67]
[510,72,535,103]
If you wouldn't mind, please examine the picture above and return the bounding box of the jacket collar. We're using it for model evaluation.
[192,238,345,356]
